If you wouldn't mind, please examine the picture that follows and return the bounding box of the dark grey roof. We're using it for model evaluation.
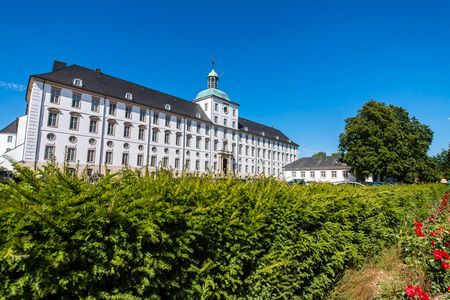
[32,64,211,122]
[284,156,349,171]
[0,119,18,134]
[31,61,296,145]
[238,117,297,145]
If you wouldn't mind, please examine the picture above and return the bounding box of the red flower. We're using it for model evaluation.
[442,261,450,269]
[415,228,425,237]
[415,221,424,229]
[430,231,438,237]
[432,241,435,246]
[433,250,450,260]
[405,285,415,297]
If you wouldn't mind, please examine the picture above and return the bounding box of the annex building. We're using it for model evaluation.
[0,61,298,178]
[284,156,356,183]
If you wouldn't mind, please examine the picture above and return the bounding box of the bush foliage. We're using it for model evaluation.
[0,165,447,299]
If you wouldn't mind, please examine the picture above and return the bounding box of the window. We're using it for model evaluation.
[239,145,242,155]
[195,160,200,171]
[233,109,236,116]
[245,147,249,156]
[175,134,181,146]
[205,161,209,171]
[109,102,116,115]
[89,119,98,133]
[205,125,210,135]
[204,103,208,111]
[187,120,191,131]
[232,144,236,153]
[162,157,169,168]
[205,139,210,150]
[137,154,143,166]
[69,115,79,130]
[91,97,100,112]
[321,171,326,178]
[310,171,315,178]
[125,106,132,119]
[152,130,159,143]
[7,136,13,143]
[165,115,171,127]
[66,147,76,162]
[87,149,95,163]
[164,104,171,111]
[331,171,337,178]
[140,109,146,122]
[343,171,349,178]
[214,116,218,123]
[186,135,191,147]
[122,153,129,166]
[214,140,218,151]
[292,171,297,177]
[223,119,228,126]
[50,88,60,104]
[153,112,159,125]
[214,103,218,111]
[105,151,113,165]
[197,123,201,133]
[175,158,180,169]
[125,92,133,100]
[44,145,55,160]
[195,137,201,149]
[124,124,131,138]
[214,127,218,137]
[185,159,190,169]
[232,132,236,141]
[138,127,145,140]
[107,122,115,136]
[164,131,170,144]
[232,121,236,128]
[73,78,82,86]
[150,155,157,167]
[72,93,81,108]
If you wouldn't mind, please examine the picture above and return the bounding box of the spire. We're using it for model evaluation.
[207,57,219,89]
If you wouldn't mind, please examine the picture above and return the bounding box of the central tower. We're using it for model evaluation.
[194,60,239,130]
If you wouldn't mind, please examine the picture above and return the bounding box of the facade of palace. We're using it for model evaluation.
[0,61,298,177]
[284,156,356,183]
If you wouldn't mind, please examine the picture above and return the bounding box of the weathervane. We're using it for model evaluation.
[212,56,215,69]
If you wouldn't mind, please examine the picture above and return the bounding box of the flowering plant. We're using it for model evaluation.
[401,192,450,297]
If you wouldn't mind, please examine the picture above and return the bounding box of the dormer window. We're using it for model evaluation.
[165,104,171,111]
[73,78,83,87]
[195,112,201,119]
[125,93,133,100]
[261,132,265,136]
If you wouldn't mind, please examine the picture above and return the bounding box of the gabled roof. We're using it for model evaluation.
[31,64,211,122]
[0,119,18,134]
[284,156,349,171]
[238,117,297,145]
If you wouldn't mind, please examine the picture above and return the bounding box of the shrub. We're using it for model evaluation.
[0,165,447,299]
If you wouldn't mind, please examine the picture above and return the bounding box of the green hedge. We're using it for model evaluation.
[0,166,447,299]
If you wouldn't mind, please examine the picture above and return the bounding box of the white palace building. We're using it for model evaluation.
[0,61,298,178]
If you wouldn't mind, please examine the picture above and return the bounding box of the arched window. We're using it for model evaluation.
[164,104,171,111]
[164,130,171,144]
[125,92,133,100]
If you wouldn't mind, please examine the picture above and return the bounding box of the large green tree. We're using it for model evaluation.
[339,100,436,183]
[432,145,450,179]
[312,151,327,157]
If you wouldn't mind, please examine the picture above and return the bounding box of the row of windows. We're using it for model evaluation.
[205,102,237,116]
[291,170,349,179]
[48,88,296,153]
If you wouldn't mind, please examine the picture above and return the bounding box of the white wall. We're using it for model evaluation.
[285,169,356,183]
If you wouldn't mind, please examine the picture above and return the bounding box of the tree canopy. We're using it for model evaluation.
[312,151,327,157]
[339,100,436,183]
[432,145,450,179]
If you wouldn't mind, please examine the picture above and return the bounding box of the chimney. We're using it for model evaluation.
[52,60,67,72]
[95,68,102,77]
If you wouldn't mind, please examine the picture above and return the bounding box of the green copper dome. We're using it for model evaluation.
[195,88,230,101]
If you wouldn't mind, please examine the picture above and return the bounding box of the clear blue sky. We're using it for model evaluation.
[0,0,449,157]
